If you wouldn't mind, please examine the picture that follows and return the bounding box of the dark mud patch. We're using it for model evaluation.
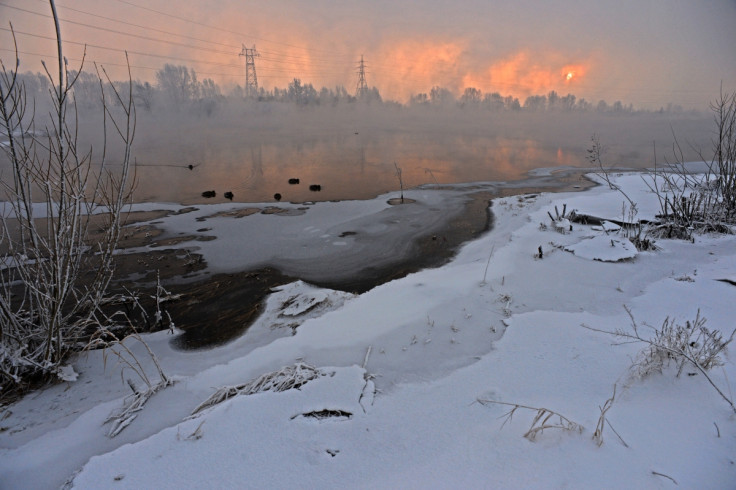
[115,190,495,349]
[108,175,594,349]
[387,197,417,205]
[106,249,207,285]
[261,206,306,216]
[164,268,295,349]
[148,235,217,247]
[195,206,307,221]
[201,208,261,220]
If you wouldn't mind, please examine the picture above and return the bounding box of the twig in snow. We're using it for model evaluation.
[652,471,678,485]
[593,384,616,446]
[362,345,372,369]
[605,419,629,448]
[476,399,583,441]
[104,377,173,437]
[481,245,495,286]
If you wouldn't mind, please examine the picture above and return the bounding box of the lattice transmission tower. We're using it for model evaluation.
[239,44,259,98]
[355,55,368,99]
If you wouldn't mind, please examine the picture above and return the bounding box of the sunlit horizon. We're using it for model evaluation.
[1,0,735,110]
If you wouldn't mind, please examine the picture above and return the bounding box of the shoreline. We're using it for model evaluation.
[115,169,596,349]
[4,169,732,489]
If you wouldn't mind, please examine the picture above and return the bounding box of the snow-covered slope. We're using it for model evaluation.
[1,173,734,489]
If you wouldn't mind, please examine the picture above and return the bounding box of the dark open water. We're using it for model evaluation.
[2,110,712,205]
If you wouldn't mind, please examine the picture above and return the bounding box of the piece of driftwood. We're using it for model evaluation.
[567,210,653,228]
[567,210,604,225]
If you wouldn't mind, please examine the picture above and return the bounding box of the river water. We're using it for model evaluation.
[1,107,713,206]
[116,108,713,205]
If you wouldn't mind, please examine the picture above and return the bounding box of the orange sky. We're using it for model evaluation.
[1,0,735,109]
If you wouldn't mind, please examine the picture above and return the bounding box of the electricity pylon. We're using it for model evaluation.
[239,44,259,98]
[355,55,368,99]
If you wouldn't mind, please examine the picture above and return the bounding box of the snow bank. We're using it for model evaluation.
[1,172,734,489]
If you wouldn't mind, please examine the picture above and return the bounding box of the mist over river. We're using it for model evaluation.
[4,103,713,205]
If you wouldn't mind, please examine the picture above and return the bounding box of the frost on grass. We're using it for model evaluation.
[626,310,733,379]
[279,291,330,317]
[267,281,355,335]
[98,332,174,438]
[476,399,584,442]
[584,308,736,413]
[191,362,326,416]
[105,378,174,438]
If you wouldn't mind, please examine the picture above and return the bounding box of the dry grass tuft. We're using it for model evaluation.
[476,399,583,442]
[583,307,736,413]
[191,363,326,416]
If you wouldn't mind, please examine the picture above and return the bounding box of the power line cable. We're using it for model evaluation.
[3,4,711,101]
[3,1,355,65]
[1,4,240,57]
[8,1,243,50]
[0,27,243,68]
[0,48,256,79]
[108,0,355,57]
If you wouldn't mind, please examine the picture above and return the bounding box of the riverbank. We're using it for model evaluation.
[5,170,732,489]
[108,168,594,348]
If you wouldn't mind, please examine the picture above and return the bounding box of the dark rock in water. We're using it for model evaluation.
[309,184,322,192]
[274,193,282,201]
[201,190,216,198]
[288,178,300,185]
[224,191,234,200]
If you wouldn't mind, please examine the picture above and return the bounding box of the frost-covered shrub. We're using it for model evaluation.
[0,9,135,395]
[646,90,736,237]
[630,311,732,379]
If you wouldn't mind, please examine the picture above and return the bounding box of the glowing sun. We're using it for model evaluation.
[565,71,574,81]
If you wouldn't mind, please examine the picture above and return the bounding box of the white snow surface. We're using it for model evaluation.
[1,172,735,489]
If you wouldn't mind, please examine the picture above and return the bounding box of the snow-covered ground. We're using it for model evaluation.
[1,173,734,489]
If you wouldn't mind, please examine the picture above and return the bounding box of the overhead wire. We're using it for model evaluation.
[2,0,538,92]
[0,27,242,68]
[0,48,255,79]
[9,0,355,67]
[6,1,242,50]
[108,0,356,57]
[0,0,716,103]
[1,0,359,85]
[2,4,246,57]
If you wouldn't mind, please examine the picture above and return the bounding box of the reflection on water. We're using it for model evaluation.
[128,132,590,204]
[2,110,712,205]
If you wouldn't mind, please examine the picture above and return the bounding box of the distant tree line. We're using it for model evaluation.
[9,63,688,117]
[415,86,649,114]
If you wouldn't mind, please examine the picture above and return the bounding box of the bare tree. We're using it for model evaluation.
[642,89,736,238]
[710,88,736,218]
[155,64,199,105]
[0,1,135,392]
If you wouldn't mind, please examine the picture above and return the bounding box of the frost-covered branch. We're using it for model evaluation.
[0,0,136,394]
[583,307,735,413]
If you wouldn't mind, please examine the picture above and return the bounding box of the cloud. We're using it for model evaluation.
[371,38,468,100]
[457,51,590,101]
[2,0,733,109]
